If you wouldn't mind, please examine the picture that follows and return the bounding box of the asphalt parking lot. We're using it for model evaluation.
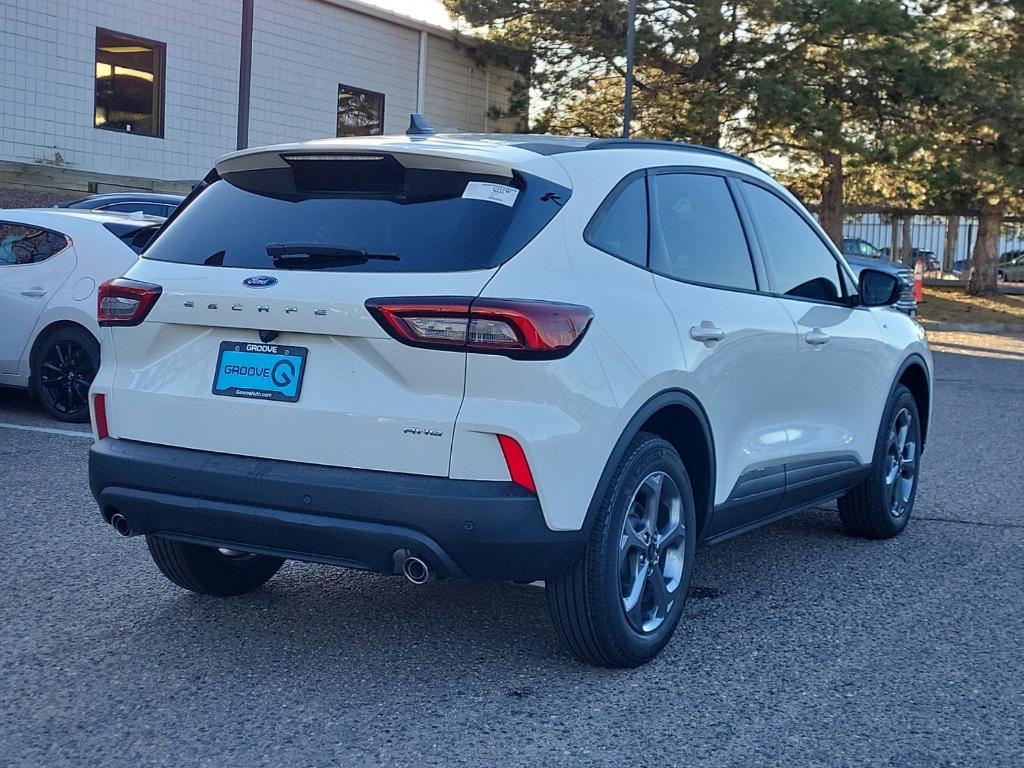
[1,333,1022,767]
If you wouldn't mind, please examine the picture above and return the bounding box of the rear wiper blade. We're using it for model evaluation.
[266,242,399,267]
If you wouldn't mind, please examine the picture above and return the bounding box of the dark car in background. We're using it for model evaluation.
[914,249,940,271]
[842,238,917,316]
[876,244,940,272]
[59,192,184,219]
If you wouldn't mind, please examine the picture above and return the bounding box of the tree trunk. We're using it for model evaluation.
[692,0,725,147]
[819,152,844,248]
[968,199,1006,296]
[900,216,913,266]
[942,215,959,274]
[889,216,900,261]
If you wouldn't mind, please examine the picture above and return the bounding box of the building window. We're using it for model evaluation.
[337,84,385,137]
[94,28,166,138]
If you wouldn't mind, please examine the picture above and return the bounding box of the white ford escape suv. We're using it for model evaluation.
[89,123,932,667]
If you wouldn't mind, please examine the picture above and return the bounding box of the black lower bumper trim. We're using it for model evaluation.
[89,439,585,581]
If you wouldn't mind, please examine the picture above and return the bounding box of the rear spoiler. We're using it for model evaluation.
[216,147,515,181]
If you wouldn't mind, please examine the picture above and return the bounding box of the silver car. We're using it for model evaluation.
[998,252,1024,282]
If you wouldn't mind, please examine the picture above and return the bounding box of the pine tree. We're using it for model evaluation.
[919,1,1024,295]
[444,1,764,146]
[738,1,932,247]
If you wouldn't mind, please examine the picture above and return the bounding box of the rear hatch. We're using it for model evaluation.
[103,144,569,476]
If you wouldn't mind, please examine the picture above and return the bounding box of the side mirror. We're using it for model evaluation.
[858,268,901,307]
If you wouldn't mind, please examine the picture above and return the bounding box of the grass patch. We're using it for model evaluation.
[918,286,1024,325]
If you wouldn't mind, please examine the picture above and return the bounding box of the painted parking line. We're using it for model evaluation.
[0,422,93,439]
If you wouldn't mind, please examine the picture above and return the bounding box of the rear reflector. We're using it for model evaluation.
[97,278,162,326]
[93,393,108,439]
[497,434,536,493]
[366,297,592,359]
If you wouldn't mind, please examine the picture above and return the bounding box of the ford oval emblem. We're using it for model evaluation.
[243,275,278,288]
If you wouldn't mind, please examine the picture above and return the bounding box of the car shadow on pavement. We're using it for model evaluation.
[111,506,853,679]
[0,387,40,417]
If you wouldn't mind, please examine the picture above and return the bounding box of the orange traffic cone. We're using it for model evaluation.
[913,259,924,302]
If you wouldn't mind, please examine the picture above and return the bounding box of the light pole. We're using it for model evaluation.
[622,0,637,138]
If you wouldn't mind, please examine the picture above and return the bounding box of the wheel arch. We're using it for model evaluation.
[894,354,931,451]
[28,319,99,379]
[585,389,717,543]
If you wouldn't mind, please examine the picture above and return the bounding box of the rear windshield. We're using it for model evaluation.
[144,157,570,273]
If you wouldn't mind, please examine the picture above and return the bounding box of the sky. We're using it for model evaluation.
[363,0,454,28]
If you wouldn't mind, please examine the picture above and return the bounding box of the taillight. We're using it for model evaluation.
[93,393,109,439]
[97,278,162,326]
[366,297,593,359]
[497,434,536,493]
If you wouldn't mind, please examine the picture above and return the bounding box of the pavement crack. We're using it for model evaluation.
[915,515,1024,530]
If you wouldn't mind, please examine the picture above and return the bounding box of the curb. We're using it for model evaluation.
[921,321,1024,333]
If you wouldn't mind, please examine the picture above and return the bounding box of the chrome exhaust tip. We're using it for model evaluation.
[110,513,132,537]
[402,556,430,585]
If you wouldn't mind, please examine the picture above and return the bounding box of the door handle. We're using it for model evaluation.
[20,288,47,298]
[690,322,725,343]
[804,328,831,345]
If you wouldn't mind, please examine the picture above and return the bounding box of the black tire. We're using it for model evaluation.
[546,432,696,667]
[838,384,922,539]
[146,535,284,596]
[31,325,99,423]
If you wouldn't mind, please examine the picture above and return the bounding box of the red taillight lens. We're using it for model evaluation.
[366,297,593,359]
[97,278,162,326]
[93,393,109,439]
[497,434,536,493]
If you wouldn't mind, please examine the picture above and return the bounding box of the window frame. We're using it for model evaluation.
[93,27,167,139]
[582,165,863,305]
[735,178,860,307]
[336,83,386,138]
[582,169,650,267]
[646,167,765,294]
[0,221,72,267]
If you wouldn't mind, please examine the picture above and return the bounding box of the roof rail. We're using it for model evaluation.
[584,138,759,169]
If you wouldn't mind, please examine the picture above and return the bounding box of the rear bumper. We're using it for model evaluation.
[89,439,585,581]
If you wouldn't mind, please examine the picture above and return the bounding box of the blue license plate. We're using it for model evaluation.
[212,342,307,403]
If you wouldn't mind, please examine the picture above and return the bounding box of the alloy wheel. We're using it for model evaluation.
[38,339,95,417]
[884,407,917,518]
[618,471,686,633]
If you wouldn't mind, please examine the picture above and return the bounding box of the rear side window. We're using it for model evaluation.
[743,183,845,303]
[649,173,756,291]
[0,223,68,265]
[144,157,570,273]
[584,175,648,266]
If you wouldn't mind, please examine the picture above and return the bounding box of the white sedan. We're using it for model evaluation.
[0,209,160,421]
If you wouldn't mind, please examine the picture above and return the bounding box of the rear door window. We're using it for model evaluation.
[145,157,569,273]
[649,173,757,291]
